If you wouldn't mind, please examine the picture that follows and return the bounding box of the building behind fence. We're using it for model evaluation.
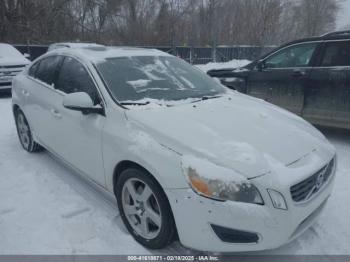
[14,45,275,64]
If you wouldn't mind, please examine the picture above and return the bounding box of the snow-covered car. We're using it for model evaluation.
[12,46,337,252]
[47,42,104,52]
[0,43,30,92]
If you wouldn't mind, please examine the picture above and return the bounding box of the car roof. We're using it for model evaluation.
[48,46,172,63]
[283,34,350,46]
[260,31,350,60]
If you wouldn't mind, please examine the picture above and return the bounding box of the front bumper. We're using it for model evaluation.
[0,64,27,90]
[165,171,335,252]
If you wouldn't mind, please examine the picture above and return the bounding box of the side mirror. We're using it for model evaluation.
[63,92,104,115]
[256,60,266,71]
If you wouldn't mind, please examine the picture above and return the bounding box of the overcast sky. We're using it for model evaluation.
[337,0,350,29]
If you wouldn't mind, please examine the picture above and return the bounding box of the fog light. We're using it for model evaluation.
[211,224,259,243]
[268,189,287,210]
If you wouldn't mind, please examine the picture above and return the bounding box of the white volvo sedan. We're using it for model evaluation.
[12,46,336,252]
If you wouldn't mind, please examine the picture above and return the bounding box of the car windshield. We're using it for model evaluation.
[95,56,227,103]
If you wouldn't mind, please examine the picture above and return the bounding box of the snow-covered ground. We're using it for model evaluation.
[196,59,251,73]
[0,93,350,255]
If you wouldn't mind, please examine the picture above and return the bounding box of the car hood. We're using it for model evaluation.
[126,93,335,178]
[0,56,30,67]
[207,65,252,78]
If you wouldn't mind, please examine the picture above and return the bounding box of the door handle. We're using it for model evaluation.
[292,70,306,78]
[50,109,62,119]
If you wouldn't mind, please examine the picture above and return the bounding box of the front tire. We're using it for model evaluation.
[116,168,176,249]
[15,109,42,152]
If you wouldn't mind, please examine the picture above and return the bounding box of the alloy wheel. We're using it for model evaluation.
[121,178,162,240]
[17,113,31,150]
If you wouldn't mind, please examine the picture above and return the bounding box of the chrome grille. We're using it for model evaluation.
[0,65,26,84]
[0,65,26,77]
[290,158,335,203]
[0,64,26,69]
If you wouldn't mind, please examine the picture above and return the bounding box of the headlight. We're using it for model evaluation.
[182,156,264,205]
[267,189,287,210]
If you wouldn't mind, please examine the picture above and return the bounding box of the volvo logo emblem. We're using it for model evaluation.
[315,171,325,191]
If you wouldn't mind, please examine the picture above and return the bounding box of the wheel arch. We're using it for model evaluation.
[12,104,20,116]
[112,159,179,239]
[113,160,160,195]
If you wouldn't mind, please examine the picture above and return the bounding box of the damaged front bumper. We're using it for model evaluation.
[165,171,335,253]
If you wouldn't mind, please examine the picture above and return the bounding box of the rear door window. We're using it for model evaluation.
[320,41,350,67]
[55,57,100,104]
[34,56,63,87]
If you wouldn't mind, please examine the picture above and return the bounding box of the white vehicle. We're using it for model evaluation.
[47,42,104,52]
[12,46,336,252]
[0,43,30,91]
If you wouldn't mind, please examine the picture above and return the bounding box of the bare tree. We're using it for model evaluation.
[299,0,340,36]
[0,0,342,46]
[280,0,342,43]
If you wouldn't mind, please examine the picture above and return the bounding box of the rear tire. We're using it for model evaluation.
[116,168,176,249]
[15,109,42,153]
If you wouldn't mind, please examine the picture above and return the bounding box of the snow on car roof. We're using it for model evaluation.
[48,42,104,51]
[55,46,172,63]
[52,42,101,47]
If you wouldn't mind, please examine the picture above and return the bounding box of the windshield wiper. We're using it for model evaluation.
[120,96,222,107]
[191,95,222,104]
[120,101,150,106]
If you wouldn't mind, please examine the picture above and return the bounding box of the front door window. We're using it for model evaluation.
[264,43,318,69]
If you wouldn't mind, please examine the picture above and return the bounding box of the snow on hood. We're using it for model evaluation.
[0,44,30,66]
[0,57,30,67]
[196,59,251,73]
[126,93,335,179]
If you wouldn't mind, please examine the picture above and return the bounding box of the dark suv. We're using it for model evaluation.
[208,31,350,130]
